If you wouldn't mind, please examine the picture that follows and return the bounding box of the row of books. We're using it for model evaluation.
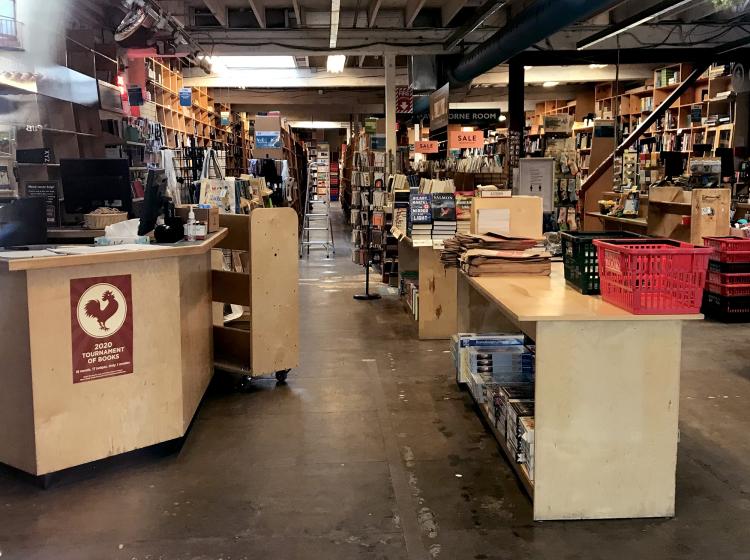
[453,333,536,481]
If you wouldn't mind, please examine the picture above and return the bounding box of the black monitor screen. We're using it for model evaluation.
[60,158,132,215]
[0,198,48,247]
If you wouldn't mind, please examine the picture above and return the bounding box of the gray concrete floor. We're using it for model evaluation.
[2,208,750,559]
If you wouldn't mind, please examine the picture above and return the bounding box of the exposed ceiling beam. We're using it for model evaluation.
[405,0,427,28]
[187,28,475,55]
[213,88,384,105]
[248,0,267,28]
[444,0,507,50]
[474,64,653,85]
[292,0,303,26]
[577,0,695,49]
[184,67,409,87]
[367,0,383,26]
[330,0,341,47]
[358,54,367,67]
[202,0,228,27]
[516,46,750,65]
[442,0,469,27]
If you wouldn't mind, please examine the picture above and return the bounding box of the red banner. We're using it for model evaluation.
[415,140,439,153]
[70,275,134,383]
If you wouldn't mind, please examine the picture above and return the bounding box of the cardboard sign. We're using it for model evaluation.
[449,130,484,149]
[415,140,439,153]
[70,275,134,383]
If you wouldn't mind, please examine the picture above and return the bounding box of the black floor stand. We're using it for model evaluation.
[354,250,381,301]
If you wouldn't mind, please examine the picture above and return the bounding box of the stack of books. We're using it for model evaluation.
[431,193,457,246]
[408,193,432,246]
[455,194,473,235]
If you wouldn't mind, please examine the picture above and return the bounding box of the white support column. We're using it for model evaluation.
[384,53,397,171]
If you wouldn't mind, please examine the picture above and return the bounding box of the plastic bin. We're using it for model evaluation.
[593,238,712,314]
[706,270,750,285]
[560,231,645,295]
[703,236,750,263]
[708,259,750,274]
[705,282,750,297]
[702,291,750,323]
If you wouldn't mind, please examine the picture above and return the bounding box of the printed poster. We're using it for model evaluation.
[70,275,134,383]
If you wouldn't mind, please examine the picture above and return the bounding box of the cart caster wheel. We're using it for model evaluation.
[275,369,290,384]
[238,375,253,391]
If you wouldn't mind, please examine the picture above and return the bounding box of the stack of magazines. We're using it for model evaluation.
[440,232,541,271]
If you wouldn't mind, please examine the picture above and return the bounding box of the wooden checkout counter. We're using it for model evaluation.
[0,230,228,476]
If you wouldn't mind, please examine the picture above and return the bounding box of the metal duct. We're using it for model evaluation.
[449,0,624,85]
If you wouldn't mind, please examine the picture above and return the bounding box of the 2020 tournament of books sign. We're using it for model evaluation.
[70,275,134,384]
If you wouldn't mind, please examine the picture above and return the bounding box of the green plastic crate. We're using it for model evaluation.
[561,231,645,295]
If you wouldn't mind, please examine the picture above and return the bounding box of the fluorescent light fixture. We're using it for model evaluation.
[327,55,346,73]
[589,64,609,69]
[524,66,533,70]
[542,81,559,88]
[461,126,474,132]
[200,56,296,69]
[577,0,694,50]
[330,0,341,48]
[290,121,347,129]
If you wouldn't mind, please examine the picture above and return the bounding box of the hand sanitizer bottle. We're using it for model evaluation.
[187,207,196,242]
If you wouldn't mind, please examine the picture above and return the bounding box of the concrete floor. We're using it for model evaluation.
[2,209,750,559]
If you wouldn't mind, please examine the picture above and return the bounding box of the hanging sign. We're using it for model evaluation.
[179,87,192,107]
[449,130,484,149]
[429,83,449,130]
[70,275,134,384]
[127,85,144,107]
[414,140,439,153]
[396,86,413,114]
[448,109,502,126]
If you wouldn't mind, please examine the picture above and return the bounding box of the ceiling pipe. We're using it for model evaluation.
[449,0,625,86]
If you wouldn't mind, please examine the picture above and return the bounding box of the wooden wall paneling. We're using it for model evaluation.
[0,272,37,473]
[250,208,300,374]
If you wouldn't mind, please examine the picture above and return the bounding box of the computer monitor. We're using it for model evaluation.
[660,151,687,180]
[60,158,132,215]
[138,168,168,236]
[0,198,48,247]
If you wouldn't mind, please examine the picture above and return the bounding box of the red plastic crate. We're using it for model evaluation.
[715,250,750,263]
[593,239,712,314]
[703,236,750,252]
[706,271,750,285]
[705,282,750,297]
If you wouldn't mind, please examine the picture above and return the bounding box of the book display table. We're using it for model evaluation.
[0,231,227,476]
[458,263,701,520]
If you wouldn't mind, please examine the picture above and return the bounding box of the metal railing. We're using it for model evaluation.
[0,16,21,49]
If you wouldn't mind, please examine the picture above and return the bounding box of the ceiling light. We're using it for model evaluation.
[327,55,346,73]
[498,115,507,122]
[577,0,693,50]
[589,64,609,69]
[543,81,559,88]
[461,126,474,132]
[201,56,296,69]
[524,66,533,70]
[330,0,341,48]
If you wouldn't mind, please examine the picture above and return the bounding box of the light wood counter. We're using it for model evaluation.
[458,264,700,521]
[0,230,227,476]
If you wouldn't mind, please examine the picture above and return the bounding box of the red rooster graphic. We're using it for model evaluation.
[84,290,119,332]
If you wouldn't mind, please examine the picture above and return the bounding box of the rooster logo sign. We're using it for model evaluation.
[76,283,128,339]
[84,290,119,332]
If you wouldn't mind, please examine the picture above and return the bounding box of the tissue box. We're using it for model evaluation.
[175,205,219,233]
